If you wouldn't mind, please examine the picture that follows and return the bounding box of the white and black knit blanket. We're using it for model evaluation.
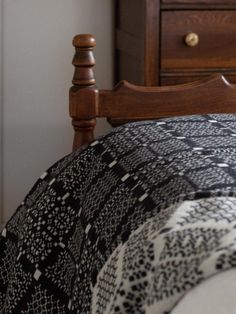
[1,114,236,313]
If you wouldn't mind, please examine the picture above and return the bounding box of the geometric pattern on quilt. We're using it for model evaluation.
[92,197,236,314]
[1,114,236,313]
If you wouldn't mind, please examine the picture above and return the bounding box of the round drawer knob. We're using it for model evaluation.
[185,32,199,47]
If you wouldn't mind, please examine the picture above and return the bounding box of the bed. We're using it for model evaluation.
[1,34,236,313]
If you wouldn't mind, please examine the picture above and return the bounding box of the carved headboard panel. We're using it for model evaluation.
[69,34,236,150]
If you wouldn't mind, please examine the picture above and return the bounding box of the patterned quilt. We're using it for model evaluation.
[1,114,236,313]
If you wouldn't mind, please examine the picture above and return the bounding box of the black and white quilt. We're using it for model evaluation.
[1,114,236,313]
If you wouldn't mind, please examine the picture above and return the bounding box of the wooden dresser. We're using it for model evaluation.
[115,0,236,86]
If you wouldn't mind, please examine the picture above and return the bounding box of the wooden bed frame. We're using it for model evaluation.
[69,34,236,151]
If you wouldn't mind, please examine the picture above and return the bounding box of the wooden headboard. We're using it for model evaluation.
[69,34,236,151]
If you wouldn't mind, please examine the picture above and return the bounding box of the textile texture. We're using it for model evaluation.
[1,114,236,313]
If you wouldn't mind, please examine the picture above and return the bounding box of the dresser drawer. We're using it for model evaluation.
[161,11,236,70]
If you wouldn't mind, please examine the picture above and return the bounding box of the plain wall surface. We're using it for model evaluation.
[1,0,113,223]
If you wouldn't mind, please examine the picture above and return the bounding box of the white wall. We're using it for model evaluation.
[1,0,113,224]
[0,1,3,226]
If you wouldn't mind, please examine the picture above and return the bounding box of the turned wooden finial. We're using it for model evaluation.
[69,34,98,151]
[72,34,96,86]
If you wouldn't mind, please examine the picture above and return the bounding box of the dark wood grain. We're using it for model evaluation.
[160,70,236,85]
[116,30,142,59]
[69,37,236,149]
[70,35,236,150]
[143,0,160,85]
[116,51,143,85]
[115,0,236,86]
[69,34,98,151]
[99,75,236,121]
[161,11,236,70]
[115,0,159,86]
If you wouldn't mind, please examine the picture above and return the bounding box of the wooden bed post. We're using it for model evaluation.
[69,34,98,151]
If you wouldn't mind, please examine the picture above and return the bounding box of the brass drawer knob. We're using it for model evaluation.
[185,32,199,47]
